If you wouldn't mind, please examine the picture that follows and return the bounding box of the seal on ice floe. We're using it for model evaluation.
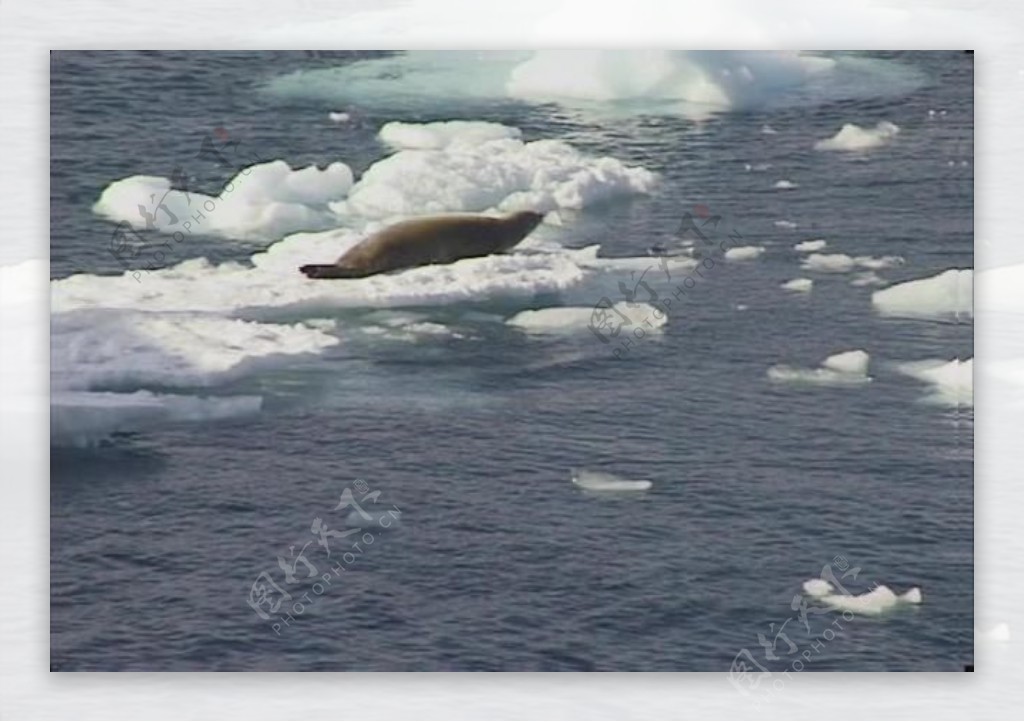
[299,211,544,279]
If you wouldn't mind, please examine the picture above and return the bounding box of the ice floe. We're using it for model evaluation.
[773,179,799,190]
[571,468,652,492]
[768,350,872,386]
[781,278,813,293]
[507,302,665,335]
[801,253,903,274]
[724,246,766,261]
[803,578,922,615]
[794,239,826,252]
[896,358,973,407]
[813,121,900,152]
[871,268,973,320]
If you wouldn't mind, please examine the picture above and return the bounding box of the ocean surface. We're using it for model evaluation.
[49,50,973,672]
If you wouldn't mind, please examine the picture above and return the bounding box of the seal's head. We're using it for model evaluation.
[497,210,544,251]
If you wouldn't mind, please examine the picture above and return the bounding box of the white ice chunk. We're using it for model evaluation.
[811,584,922,615]
[724,245,765,261]
[782,278,813,293]
[801,253,903,274]
[802,253,856,272]
[773,179,798,190]
[768,350,871,386]
[872,268,973,319]
[774,220,798,229]
[507,302,665,334]
[571,468,652,492]
[897,358,973,407]
[379,120,521,150]
[794,239,826,252]
[814,121,900,152]
[802,579,833,597]
[93,160,355,241]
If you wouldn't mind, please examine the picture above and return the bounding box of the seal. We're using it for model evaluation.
[299,211,545,279]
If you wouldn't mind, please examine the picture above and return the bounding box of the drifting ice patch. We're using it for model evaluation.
[51,391,262,447]
[507,302,665,334]
[813,121,900,152]
[94,161,355,241]
[774,220,798,229]
[768,349,872,386]
[851,271,888,287]
[897,358,973,407]
[803,579,922,615]
[379,120,521,150]
[871,268,973,320]
[724,246,766,261]
[801,253,903,274]
[794,239,827,253]
[328,111,351,122]
[782,278,813,293]
[571,468,652,492]
[773,179,799,190]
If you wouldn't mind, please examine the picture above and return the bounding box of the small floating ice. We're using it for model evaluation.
[571,469,652,492]
[744,162,772,172]
[813,121,900,152]
[774,220,798,230]
[761,124,778,135]
[794,239,827,252]
[803,579,922,615]
[328,111,351,123]
[724,245,766,261]
[851,271,887,287]
[773,179,799,190]
[801,253,903,274]
[768,350,872,386]
[782,278,813,293]
[507,302,665,334]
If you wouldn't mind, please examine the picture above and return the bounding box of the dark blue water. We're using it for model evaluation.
[50,51,972,671]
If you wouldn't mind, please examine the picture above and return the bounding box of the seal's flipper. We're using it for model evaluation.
[300,264,365,279]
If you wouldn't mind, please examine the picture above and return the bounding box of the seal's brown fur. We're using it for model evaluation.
[300,211,544,279]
